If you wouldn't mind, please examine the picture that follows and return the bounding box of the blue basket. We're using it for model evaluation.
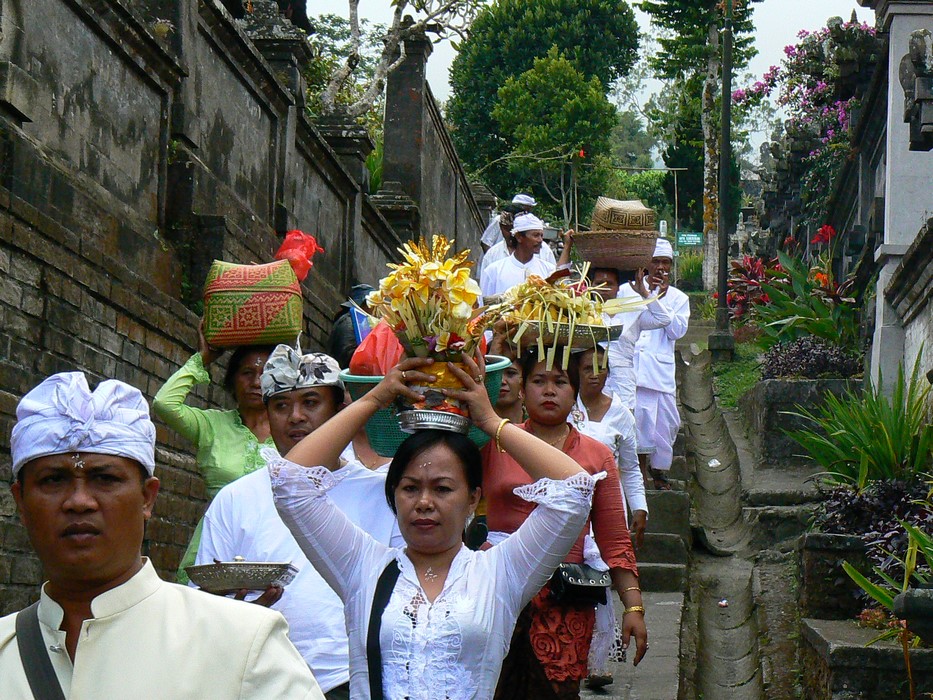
[340,355,512,457]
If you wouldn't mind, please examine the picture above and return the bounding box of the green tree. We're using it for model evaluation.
[610,111,657,169]
[639,0,761,288]
[492,48,617,226]
[447,0,639,198]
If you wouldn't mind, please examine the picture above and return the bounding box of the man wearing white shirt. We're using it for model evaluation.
[591,266,673,411]
[480,213,556,298]
[2,372,323,699]
[480,211,557,281]
[196,346,403,700]
[617,239,690,488]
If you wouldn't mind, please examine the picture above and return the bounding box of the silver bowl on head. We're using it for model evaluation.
[398,409,471,435]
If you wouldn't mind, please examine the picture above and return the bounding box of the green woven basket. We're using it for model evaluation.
[340,355,512,457]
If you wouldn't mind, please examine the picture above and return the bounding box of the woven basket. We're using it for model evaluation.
[340,355,512,457]
[574,197,659,270]
[202,260,303,347]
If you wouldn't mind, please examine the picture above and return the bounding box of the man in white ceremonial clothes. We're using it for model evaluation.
[479,211,557,282]
[616,239,690,489]
[195,345,403,700]
[0,372,323,699]
[480,213,557,298]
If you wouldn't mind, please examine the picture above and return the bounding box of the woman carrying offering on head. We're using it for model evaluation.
[269,353,600,700]
[483,352,648,700]
[152,321,275,582]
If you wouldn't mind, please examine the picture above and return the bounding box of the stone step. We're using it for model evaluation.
[743,504,817,550]
[645,489,692,542]
[639,562,688,592]
[638,532,689,565]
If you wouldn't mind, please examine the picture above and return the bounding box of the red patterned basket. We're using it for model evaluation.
[202,260,303,347]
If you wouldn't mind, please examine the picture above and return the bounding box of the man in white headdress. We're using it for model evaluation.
[480,212,558,298]
[479,210,557,281]
[0,373,324,698]
[196,346,403,700]
[616,239,690,489]
[479,193,540,251]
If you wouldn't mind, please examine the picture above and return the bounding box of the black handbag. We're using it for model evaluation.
[549,563,611,606]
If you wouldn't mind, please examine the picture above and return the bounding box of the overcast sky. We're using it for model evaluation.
[312,0,874,101]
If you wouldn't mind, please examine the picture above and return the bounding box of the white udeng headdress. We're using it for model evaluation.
[653,238,674,259]
[511,213,545,233]
[11,372,156,476]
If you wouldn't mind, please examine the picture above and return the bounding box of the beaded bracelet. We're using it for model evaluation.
[495,418,510,453]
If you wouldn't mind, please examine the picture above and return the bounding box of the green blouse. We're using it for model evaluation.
[153,353,275,581]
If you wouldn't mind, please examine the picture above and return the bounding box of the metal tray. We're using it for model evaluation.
[185,560,299,593]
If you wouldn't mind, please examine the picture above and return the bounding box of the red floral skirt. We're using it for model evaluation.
[494,583,596,700]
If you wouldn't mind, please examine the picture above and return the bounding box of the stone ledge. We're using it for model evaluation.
[801,618,933,699]
[738,378,860,465]
[886,217,933,323]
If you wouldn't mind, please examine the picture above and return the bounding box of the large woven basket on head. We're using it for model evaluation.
[574,198,659,270]
[202,260,303,347]
[339,355,511,457]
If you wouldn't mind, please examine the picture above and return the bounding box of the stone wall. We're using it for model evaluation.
[378,33,490,267]
[0,0,484,611]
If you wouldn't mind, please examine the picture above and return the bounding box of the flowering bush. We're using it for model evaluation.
[735,18,879,225]
[752,250,861,351]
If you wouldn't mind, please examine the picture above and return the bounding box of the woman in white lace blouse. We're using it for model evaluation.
[269,355,601,700]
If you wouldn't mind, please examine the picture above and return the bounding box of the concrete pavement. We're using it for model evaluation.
[581,591,684,700]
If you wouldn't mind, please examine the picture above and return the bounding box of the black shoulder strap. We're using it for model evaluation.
[15,602,66,700]
[367,559,401,700]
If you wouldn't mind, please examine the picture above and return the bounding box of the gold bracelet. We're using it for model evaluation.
[622,586,641,594]
[495,418,510,453]
[623,605,646,616]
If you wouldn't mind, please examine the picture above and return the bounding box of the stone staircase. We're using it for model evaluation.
[639,490,691,593]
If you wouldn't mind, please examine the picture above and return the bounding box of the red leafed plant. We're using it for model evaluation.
[725,255,783,322]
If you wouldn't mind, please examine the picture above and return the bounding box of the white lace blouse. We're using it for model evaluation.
[268,452,600,700]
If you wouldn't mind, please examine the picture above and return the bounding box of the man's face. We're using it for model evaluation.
[12,453,159,591]
[516,229,544,256]
[648,256,673,279]
[267,387,342,453]
[592,269,620,301]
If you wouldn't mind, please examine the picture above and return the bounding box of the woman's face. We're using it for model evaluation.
[497,364,523,410]
[523,361,576,426]
[233,351,269,411]
[578,349,608,397]
[394,444,480,556]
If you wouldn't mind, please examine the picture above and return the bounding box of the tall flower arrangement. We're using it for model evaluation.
[366,236,485,362]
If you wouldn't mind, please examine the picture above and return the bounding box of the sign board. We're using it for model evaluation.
[677,231,704,247]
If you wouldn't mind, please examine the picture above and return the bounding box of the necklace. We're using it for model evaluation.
[530,424,570,448]
[424,567,438,581]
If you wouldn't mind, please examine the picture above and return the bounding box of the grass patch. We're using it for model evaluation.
[712,341,764,408]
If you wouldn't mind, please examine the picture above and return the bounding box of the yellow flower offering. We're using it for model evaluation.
[366,236,487,362]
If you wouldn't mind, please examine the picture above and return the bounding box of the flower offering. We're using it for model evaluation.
[485,263,651,370]
[366,235,489,422]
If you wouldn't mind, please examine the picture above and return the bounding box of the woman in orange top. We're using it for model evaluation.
[483,352,648,699]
